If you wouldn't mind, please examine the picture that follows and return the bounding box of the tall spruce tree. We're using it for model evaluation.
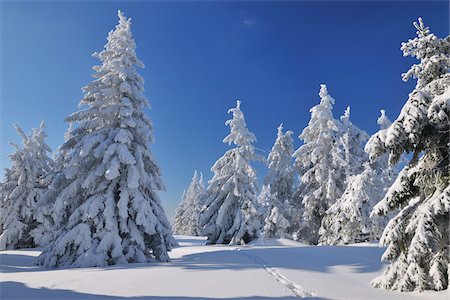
[172,171,206,236]
[37,11,175,268]
[29,122,58,247]
[0,122,54,250]
[338,106,369,179]
[201,101,262,245]
[367,18,449,291]
[172,189,187,234]
[33,122,75,247]
[262,124,295,238]
[319,111,392,246]
[291,85,346,244]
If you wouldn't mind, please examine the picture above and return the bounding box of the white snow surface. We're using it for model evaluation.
[0,235,447,299]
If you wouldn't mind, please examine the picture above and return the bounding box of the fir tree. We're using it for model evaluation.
[257,184,271,221]
[318,163,396,245]
[367,18,449,291]
[172,171,206,236]
[291,85,346,245]
[29,122,58,247]
[172,189,187,234]
[262,124,295,238]
[37,11,175,268]
[0,122,54,250]
[319,110,394,245]
[34,122,75,247]
[201,101,262,245]
[338,106,369,179]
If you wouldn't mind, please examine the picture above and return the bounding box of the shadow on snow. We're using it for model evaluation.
[0,281,331,300]
[0,244,386,275]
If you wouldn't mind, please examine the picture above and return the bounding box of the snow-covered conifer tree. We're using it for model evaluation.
[338,107,369,178]
[257,184,271,217]
[172,171,206,236]
[262,124,295,238]
[172,189,187,234]
[367,18,449,291]
[28,122,58,247]
[265,124,295,204]
[290,85,346,244]
[33,122,75,247]
[318,166,381,245]
[201,101,262,245]
[0,122,54,250]
[37,11,175,268]
[319,110,393,245]
[378,109,391,130]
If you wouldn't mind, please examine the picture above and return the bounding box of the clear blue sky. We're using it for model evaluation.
[1,1,448,219]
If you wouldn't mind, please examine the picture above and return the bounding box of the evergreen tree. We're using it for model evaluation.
[367,18,449,291]
[34,122,75,247]
[172,171,206,236]
[291,85,346,245]
[0,122,54,250]
[338,106,369,179]
[29,122,58,247]
[172,189,187,234]
[201,101,262,245]
[318,164,397,245]
[257,184,271,220]
[319,110,394,245]
[262,124,295,238]
[37,11,175,268]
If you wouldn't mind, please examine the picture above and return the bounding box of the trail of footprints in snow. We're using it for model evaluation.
[233,248,316,298]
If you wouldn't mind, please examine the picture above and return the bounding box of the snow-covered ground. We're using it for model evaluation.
[0,235,447,299]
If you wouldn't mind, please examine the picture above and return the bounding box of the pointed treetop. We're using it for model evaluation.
[9,122,52,157]
[91,9,144,71]
[192,170,199,182]
[35,120,46,135]
[276,123,293,139]
[413,17,429,37]
[32,121,48,145]
[13,124,29,145]
[377,109,392,130]
[277,123,284,136]
[319,84,328,98]
[400,17,449,88]
[223,100,256,147]
[319,84,335,107]
[340,106,351,125]
[117,10,131,27]
[189,170,204,188]
[199,172,204,186]
[107,10,132,44]
[299,84,338,143]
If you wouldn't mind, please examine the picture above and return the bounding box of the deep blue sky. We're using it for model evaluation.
[1,1,448,218]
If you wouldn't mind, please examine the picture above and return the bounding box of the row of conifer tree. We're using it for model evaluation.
[173,94,398,246]
[174,17,449,292]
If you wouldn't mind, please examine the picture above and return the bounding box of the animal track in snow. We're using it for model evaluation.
[233,247,316,298]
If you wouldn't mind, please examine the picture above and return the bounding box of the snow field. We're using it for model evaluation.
[1,236,447,299]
